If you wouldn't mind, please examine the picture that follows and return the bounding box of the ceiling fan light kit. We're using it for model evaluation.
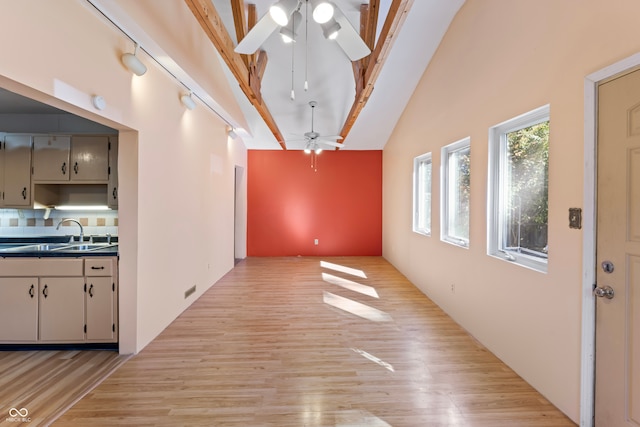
[269,0,300,26]
[280,10,302,43]
[320,18,341,40]
[311,0,334,24]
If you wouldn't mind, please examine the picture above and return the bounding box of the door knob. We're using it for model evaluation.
[594,285,615,299]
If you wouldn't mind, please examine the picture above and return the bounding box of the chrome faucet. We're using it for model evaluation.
[56,218,84,243]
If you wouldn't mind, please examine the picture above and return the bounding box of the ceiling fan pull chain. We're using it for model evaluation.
[304,0,309,91]
[290,9,296,101]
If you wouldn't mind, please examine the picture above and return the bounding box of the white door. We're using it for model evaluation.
[595,67,640,426]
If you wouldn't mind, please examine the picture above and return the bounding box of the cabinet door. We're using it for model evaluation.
[39,277,85,342]
[71,136,109,181]
[107,136,118,208]
[2,135,32,207]
[0,278,38,341]
[33,135,71,181]
[86,277,115,341]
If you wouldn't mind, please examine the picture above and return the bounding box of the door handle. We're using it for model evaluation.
[89,284,94,298]
[594,285,615,299]
[62,162,66,175]
[21,187,27,199]
[74,162,79,174]
[42,284,48,299]
[29,284,34,298]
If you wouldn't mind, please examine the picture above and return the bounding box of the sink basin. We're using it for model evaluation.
[50,243,117,252]
[4,243,71,252]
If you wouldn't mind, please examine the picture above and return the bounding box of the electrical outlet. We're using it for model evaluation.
[314,238,319,245]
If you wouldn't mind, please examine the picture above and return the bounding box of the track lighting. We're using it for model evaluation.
[320,18,341,40]
[121,43,147,76]
[180,92,196,110]
[280,10,302,43]
[269,0,299,26]
[227,128,238,139]
[311,0,334,24]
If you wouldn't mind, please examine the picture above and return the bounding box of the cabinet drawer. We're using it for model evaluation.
[85,259,113,276]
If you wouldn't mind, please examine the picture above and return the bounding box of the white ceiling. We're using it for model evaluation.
[218,0,465,150]
[0,1,465,152]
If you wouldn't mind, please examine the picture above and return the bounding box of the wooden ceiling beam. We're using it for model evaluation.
[184,0,286,149]
[230,0,249,68]
[340,0,413,142]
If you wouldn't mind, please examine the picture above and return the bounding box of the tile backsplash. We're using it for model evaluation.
[0,209,118,238]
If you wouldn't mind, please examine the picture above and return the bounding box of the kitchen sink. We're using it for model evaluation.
[3,243,71,252]
[50,243,117,252]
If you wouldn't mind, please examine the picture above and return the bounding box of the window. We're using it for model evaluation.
[413,153,432,235]
[440,137,471,247]
[488,105,549,272]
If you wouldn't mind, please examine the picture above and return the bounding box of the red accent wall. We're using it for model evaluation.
[247,150,382,256]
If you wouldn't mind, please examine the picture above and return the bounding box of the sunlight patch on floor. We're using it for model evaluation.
[321,272,379,298]
[320,261,367,279]
[335,409,392,427]
[322,292,393,322]
[351,348,395,372]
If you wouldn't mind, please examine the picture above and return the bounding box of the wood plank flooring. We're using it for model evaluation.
[53,257,576,426]
[0,349,129,426]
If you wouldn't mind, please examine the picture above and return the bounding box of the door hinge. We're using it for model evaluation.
[112,282,115,292]
[108,166,111,175]
[112,324,115,332]
[84,324,87,333]
[108,141,111,150]
[84,283,87,292]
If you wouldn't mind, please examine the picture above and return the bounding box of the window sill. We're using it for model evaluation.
[489,251,548,273]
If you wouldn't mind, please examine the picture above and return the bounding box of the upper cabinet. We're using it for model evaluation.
[108,136,118,209]
[33,135,109,183]
[32,135,70,181]
[1,134,32,207]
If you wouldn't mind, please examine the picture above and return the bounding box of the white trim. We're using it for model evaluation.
[487,105,550,274]
[413,152,432,236]
[580,52,640,427]
[440,137,471,248]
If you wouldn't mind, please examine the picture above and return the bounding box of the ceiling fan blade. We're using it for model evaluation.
[332,7,371,61]
[318,140,344,148]
[318,135,344,140]
[235,13,280,54]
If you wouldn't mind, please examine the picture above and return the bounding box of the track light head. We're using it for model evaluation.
[180,92,196,110]
[269,0,299,26]
[311,0,334,24]
[121,43,147,76]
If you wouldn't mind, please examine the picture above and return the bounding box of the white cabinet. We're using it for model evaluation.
[1,134,32,207]
[32,135,71,181]
[32,135,109,182]
[85,258,117,342]
[71,136,109,181]
[107,136,118,208]
[0,278,38,341]
[0,257,118,344]
[39,277,85,342]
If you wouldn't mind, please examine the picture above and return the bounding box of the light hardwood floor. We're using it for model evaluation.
[53,257,575,426]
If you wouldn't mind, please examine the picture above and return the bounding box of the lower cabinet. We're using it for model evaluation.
[0,277,38,341]
[0,257,118,344]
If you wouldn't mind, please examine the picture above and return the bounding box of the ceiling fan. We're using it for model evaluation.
[235,0,371,61]
[283,101,344,152]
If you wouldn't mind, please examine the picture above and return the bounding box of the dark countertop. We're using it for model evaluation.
[0,236,118,258]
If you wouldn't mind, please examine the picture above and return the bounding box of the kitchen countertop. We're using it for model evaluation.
[0,236,118,258]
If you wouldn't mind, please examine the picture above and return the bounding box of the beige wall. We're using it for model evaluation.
[0,1,246,353]
[383,0,640,421]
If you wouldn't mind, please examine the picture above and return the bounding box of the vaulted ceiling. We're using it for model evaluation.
[188,0,465,150]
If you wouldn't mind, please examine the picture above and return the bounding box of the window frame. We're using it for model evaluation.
[487,104,550,273]
[413,152,432,236]
[440,137,471,248]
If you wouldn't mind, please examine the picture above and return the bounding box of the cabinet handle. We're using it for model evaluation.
[21,187,27,200]
[74,162,79,174]
[61,162,66,175]
[91,266,105,270]
[89,284,94,298]
[29,284,34,299]
[42,284,48,299]
[112,187,117,200]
